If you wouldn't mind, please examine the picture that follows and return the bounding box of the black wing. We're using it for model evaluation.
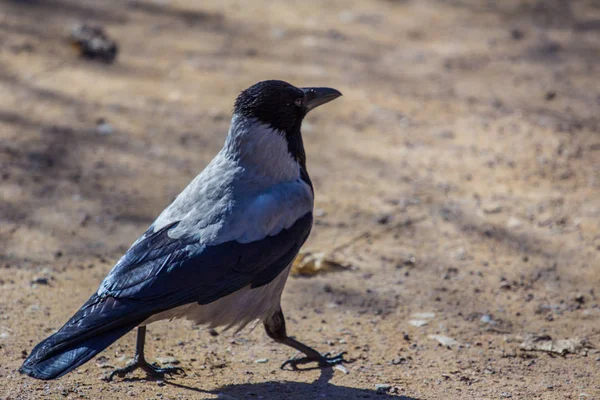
[100,212,313,309]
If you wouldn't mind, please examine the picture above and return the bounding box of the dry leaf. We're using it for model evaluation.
[291,252,350,276]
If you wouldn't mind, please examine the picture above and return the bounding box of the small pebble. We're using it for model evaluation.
[375,384,392,394]
[96,118,114,135]
[314,208,326,217]
[507,217,522,229]
[155,356,179,365]
[480,314,494,324]
[31,277,49,285]
[376,213,392,225]
[483,203,502,214]
[254,358,268,364]
[270,27,286,39]
[27,304,41,313]
[428,334,460,347]
[335,364,349,374]
[545,91,556,101]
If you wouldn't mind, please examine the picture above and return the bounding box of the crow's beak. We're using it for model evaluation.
[302,87,342,112]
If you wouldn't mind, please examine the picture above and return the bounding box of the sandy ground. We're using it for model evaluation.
[1,0,600,399]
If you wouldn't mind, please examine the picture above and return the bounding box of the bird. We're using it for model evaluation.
[20,80,344,381]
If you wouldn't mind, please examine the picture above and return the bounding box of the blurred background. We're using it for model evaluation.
[0,0,599,398]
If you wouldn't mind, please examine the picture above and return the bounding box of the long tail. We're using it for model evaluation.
[20,295,149,380]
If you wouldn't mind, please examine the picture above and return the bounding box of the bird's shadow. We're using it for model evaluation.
[163,367,419,400]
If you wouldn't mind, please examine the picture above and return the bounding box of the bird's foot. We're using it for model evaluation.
[104,358,185,382]
[281,351,348,371]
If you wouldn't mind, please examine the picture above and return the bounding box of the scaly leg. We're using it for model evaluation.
[264,309,347,371]
[104,326,185,381]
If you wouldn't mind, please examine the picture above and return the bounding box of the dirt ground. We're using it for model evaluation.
[1,0,599,399]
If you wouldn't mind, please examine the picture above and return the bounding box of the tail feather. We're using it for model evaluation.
[20,295,149,380]
[19,324,136,380]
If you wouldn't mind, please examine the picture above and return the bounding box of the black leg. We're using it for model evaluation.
[104,326,185,381]
[264,309,347,371]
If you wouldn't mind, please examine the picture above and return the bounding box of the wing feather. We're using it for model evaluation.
[98,212,312,313]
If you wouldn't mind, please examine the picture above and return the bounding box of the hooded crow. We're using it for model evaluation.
[20,80,344,381]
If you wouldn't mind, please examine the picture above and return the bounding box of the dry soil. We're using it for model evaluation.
[1,0,599,399]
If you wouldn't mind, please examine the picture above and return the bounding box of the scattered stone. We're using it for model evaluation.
[507,217,522,229]
[31,277,49,285]
[375,384,392,394]
[95,356,113,368]
[254,358,268,364]
[27,304,41,313]
[156,356,179,365]
[520,336,592,356]
[545,91,556,101]
[451,248,467,260]
[412,312,435,319]
[408,319,429,327]
[480,314,495,324]
[391,357,408,365]
[403,256,417,266]
[376,213,392,225]
[428,335,460,347]
[510,28,524,40]
[409,312,435,327]
[483,203,503,214]
[335,364,349,374]
[270,27,286,39]
[438,130,455,139]
[314,208,327,217]
[96,118,114,135]
[70,23,118,63]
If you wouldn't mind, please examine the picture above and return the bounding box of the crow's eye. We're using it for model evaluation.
[294,98,304,107]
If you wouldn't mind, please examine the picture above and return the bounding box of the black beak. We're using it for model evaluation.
[302,87,342,112]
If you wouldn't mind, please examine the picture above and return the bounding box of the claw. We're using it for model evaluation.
[104,358,186,382]
[281,351,348,371]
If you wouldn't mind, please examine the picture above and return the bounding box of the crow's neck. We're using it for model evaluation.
[224,115,310,188]
[285,120,312,191]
